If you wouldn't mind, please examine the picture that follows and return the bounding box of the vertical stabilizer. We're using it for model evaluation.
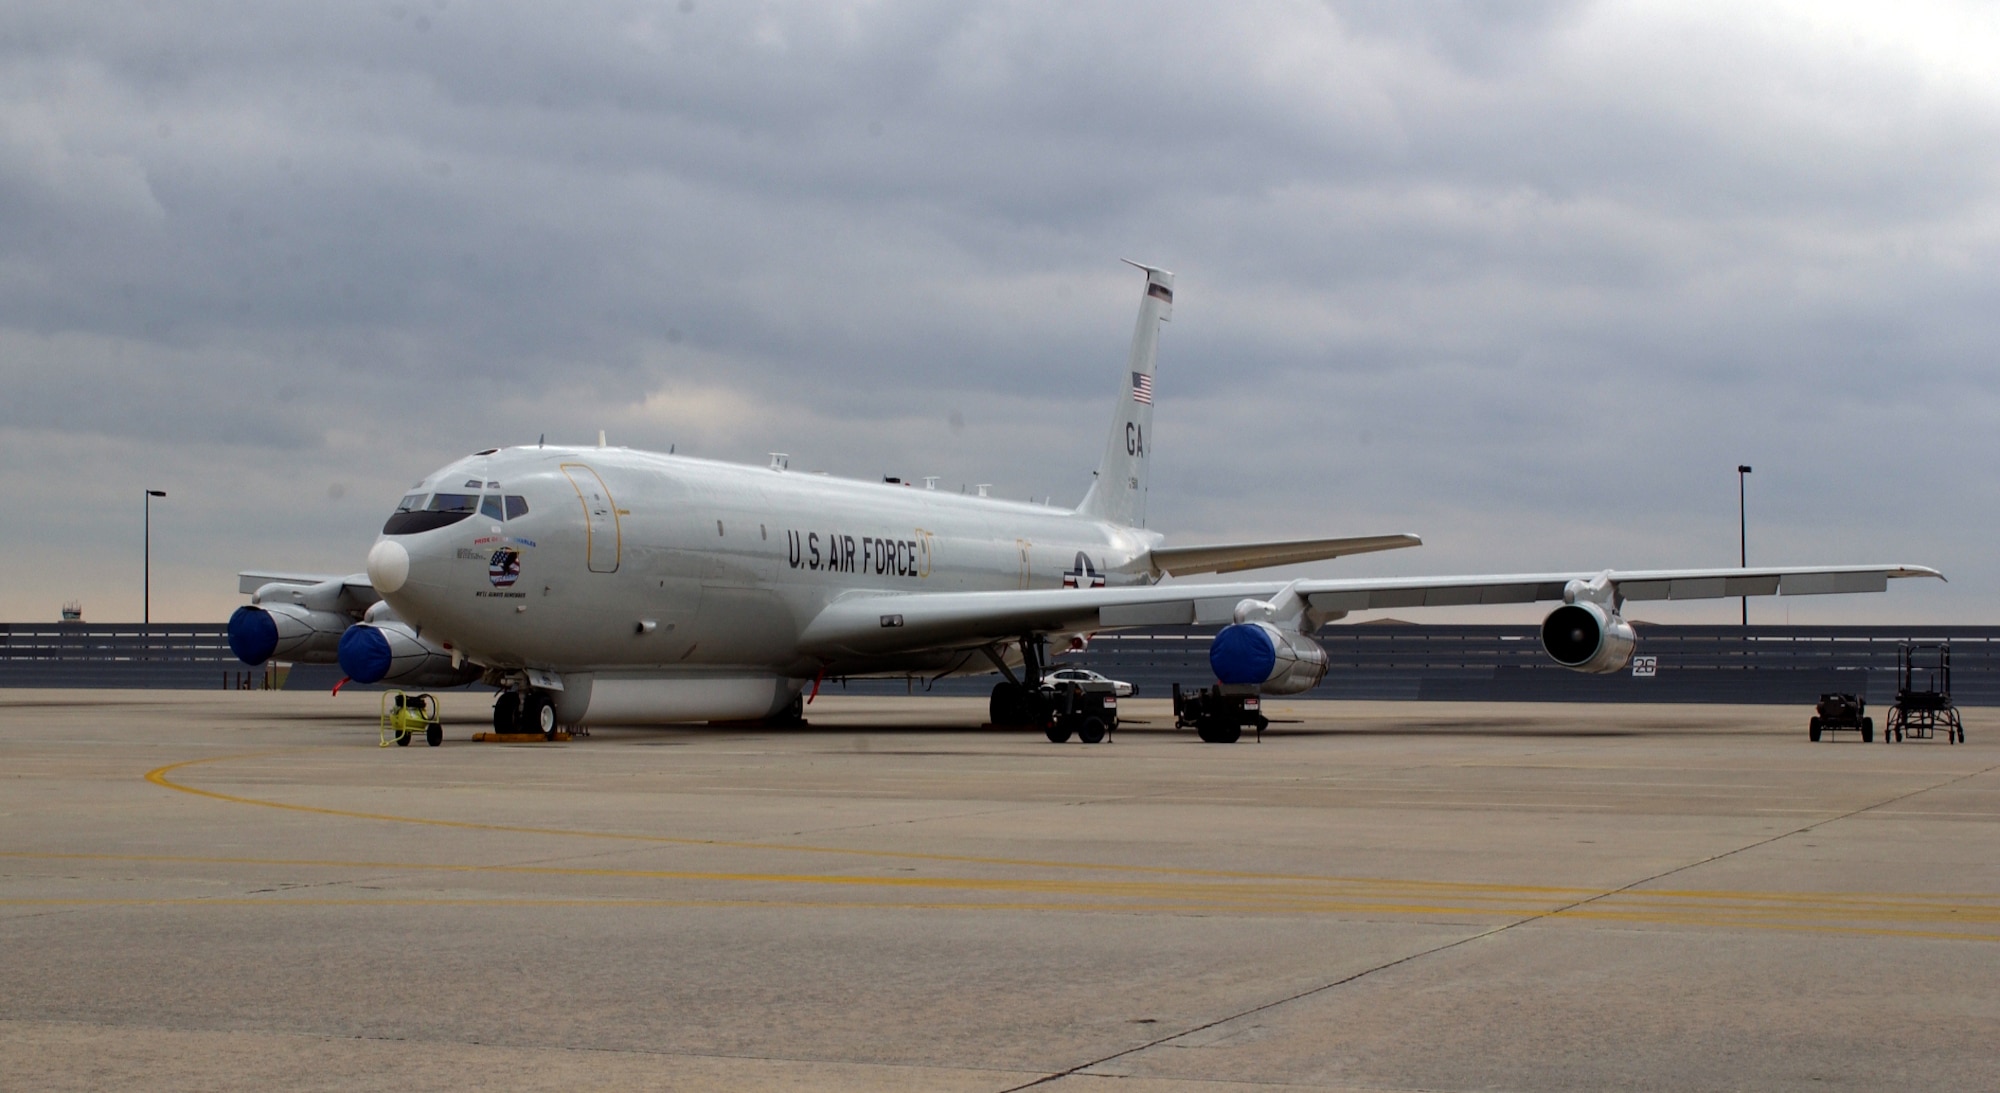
[1076,261,1172,527]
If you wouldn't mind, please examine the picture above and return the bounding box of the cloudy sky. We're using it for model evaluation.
[4,0,1995,625]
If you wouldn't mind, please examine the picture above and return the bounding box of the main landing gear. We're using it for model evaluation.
[493,689,560,739]
[987,634,1115,744]
[990,681,1117,743]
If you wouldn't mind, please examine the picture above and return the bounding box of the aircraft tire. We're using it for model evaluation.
[1077,717,1106,744]
[526,693,558,739]
[991,683,1024,726]
[493,694,521,734]
[1197,718,1241,744]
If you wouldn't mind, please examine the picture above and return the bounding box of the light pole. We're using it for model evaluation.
[1736,466,1751,626]
[144,489,166,626]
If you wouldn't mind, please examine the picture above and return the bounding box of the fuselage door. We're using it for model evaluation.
[561,463,621,573]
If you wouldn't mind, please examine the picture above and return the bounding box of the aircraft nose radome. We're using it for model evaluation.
[227,606,278,666]
[337,625,393,684]
[367,539,410,594]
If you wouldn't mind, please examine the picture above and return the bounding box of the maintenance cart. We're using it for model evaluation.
[1808,693,1872,742]
[1041,680,1118,744]
[1172,683,1267,744]
[1885,642,1963,744]
[380,690,443,748]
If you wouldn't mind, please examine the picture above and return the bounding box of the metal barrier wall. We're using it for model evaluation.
[839,624,2000,705]
[0,625,396,691]
[6,621,1999,704]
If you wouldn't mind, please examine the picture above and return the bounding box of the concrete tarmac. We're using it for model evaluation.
[2,690,1996,1091]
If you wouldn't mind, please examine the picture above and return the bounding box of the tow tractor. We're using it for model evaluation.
[380,690,443,747]
[1172,683,1268,744]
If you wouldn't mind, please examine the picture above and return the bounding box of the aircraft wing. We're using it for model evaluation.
[796,564,1942,658]
[236,571,381,614]
[1147,533,1421,577]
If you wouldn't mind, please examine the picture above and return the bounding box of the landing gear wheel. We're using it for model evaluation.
[426,723,443,747]
[525,692,558,739]
[1077,717,1106,744]
[991,682,1027,727]
[767,693,806,727]
[1196,718,1242,744]
[493,693,522,734]
[1809,717,1822,742]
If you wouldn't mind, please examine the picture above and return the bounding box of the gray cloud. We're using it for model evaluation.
[2,1,1994,624]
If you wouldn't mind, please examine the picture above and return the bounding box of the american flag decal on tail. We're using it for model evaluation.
[1131,372,1153,405]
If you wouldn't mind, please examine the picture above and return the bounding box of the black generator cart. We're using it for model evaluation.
[1172,683,1269,744]
[1809,693,1872,742]
[1885,642,1964,743]
[1042,680,1119,744]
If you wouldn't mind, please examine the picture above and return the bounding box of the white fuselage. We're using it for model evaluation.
[371,445,1160,686]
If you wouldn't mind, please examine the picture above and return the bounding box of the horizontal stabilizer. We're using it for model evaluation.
[1148,533,1422,577]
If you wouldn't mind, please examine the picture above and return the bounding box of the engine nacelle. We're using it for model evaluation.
[227,603,350,666]
[336,619,479,687]
[1540,602,1637,674]
[1208,622,1329,695]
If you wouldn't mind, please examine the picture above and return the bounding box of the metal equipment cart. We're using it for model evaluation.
[1809,693,1872,742]
[1884,642,1963,744]
[1172,683,1267,744]
[1041,680,1118,744]
[380,690,443,747]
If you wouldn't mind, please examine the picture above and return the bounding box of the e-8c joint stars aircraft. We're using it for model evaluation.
[229,263,1940,740]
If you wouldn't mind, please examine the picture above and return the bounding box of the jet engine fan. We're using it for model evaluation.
[1208,621,1329,695]
[1539,602,1637,674]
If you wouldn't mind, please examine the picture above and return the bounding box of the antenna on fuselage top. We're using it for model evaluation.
[538,433,544,448]
[597,430,607,448]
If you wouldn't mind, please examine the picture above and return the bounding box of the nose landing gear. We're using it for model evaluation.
[490,689,562,740]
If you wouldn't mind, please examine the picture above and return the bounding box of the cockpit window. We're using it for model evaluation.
[505,495,530,519]
[480,495,504,521]
[382,492,480,535]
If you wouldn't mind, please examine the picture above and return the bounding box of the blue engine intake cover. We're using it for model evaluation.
[1209,623,1278,685]
[337,625,393,684]
[227,606,279,666]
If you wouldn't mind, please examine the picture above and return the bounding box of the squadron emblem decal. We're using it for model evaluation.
[488,548,522,588]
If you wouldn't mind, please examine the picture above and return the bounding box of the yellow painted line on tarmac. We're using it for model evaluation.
[139,755,1600,895]
[1,895,1996,943]
[127,756,2000,941]
[8,850,1999,938]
